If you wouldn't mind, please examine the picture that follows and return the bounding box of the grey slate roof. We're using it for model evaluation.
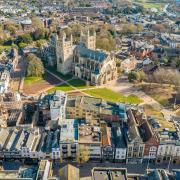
[75,44,108,62]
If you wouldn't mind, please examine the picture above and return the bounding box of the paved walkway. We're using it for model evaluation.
[45,69,92,97]
[24,70,178,120]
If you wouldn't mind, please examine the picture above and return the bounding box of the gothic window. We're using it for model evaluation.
[59,57,62,63]
[92,77,96,84]
[75,55,79,63]
[106,64,112,75]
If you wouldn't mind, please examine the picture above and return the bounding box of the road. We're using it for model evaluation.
[57,161,180,177]
[3,160,180,177]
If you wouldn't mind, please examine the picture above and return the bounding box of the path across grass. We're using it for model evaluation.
[47,83,75,93]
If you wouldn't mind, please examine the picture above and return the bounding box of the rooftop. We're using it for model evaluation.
[111,127,126,149]
[92,168,128,180]
[78,120,101,144]
[76,96,102,112]
[75,44,108,62]
[60,119,77,142]
[41,129,60,153]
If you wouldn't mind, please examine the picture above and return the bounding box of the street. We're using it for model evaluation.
[57,161,180,177]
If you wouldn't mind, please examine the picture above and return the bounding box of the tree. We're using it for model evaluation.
[153,68,180,87]
[5,22,21,36]
[35,39,47,48]
[96,30,116,51]
[0,27,7,40]
[121,24,137,34]
[16,34,33,45]
[151,24,167,33]
[137,71,147,82]
[162,57,169,66]
[26,53,44,77]
[173,57,180,69]
[31,16,44,29]
[32,28,46,40]
[18,42,27,49]
[128,71,137,82]
[76,145,90,164]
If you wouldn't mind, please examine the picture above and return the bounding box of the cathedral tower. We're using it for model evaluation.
[80,29,96,50]
[56,33,74,75]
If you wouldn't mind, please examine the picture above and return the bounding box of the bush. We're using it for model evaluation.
[128,71,137,82]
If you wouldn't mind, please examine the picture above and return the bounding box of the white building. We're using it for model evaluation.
[156,130,180,164]
[112,127,127,162]
[0,70,10,94]
[60,119,78,160]
[50,91,67,124]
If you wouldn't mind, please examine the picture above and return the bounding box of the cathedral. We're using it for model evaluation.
[54,30,117,85]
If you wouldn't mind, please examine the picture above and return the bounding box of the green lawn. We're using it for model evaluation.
[0,45,12,50]
[83,88,142,104]
[48,67,73,81]
[68,78,92,89]
[24,77,43,85]
[47,83,75,93]
[143,3,162,9]
[134,0,164,9]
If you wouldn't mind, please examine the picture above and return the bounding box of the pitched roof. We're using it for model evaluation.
[60,164,79,180]
[75,44,108,62]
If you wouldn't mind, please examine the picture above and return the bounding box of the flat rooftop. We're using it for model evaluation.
[60,119,77,142]
[78,120,101,144]
[92,168,127,180]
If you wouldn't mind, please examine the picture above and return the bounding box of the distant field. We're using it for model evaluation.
[83,88,142,104]
[133,0,165,9]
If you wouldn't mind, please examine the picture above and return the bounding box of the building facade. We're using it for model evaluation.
[54,30,117,85]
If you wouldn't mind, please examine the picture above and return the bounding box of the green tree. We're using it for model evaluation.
[17,34,33,45]
[162,57,169,66]
[96,30,116,51]
[138,71,147,82]
[122,24,137,34]
[173,57,180,68]
[32,28,46,40]
[128,71,137,82]
[31,16,44,29]
[26,53,44,77]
